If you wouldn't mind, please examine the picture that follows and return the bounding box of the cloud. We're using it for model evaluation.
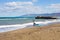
[32,0,38,2]
[0,1,60,17]
[5,2,33,7]
[48,4,60,8]
[46,3,60,13]
[0,2,44,14]
[0,2,32,12]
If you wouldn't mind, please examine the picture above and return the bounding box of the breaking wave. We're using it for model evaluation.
[0,19,60,32]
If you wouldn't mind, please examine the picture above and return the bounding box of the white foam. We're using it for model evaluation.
[0,19,60,32]
[0,19,60,28]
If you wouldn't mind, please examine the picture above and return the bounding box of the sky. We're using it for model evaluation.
[0,0,60,17]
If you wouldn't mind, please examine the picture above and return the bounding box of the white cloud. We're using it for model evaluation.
[32,0,38,2]
[0,2,60,17]
[5,2,33,7]
[0,2,45,14]
[46,3,60,13]
[47,4,60,8]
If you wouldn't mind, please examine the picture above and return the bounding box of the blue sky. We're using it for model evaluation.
[0,0,60,17]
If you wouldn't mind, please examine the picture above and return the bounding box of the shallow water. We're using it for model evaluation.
[0,18,60,32]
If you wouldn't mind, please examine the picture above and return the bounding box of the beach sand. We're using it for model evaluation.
[0,23,60,40]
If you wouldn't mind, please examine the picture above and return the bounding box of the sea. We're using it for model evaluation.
[0,17,60,32]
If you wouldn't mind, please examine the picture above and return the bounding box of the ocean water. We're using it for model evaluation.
[0,17,60,32]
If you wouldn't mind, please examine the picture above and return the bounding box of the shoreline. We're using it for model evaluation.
[0,21,60,33]
[1,22,60,33]
[0,23,60,40]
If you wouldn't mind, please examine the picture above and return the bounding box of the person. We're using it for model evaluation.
[33,20,36,26]
[33,22,36,26]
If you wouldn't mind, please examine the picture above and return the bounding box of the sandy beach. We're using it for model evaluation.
[0,23,60,40]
